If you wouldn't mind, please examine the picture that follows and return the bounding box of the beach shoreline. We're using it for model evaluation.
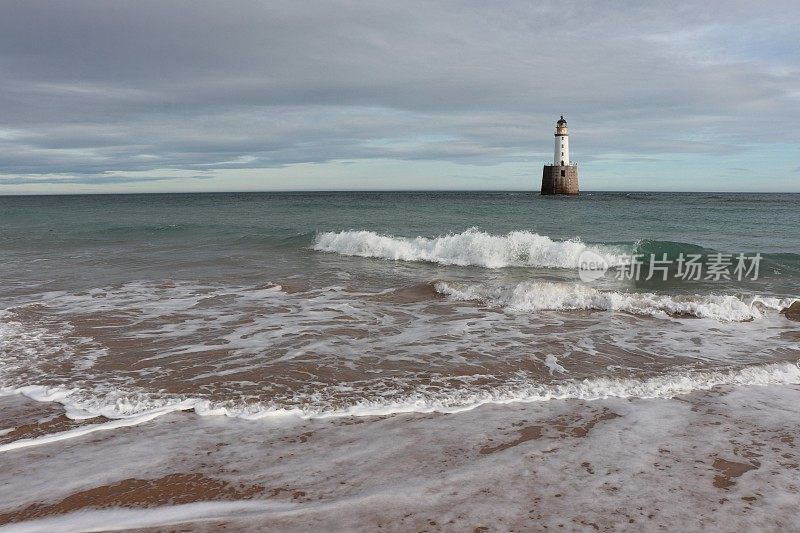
[2,383,798,531]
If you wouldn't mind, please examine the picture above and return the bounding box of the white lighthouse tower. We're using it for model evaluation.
[541,115,579,195]
[554,115,569,165]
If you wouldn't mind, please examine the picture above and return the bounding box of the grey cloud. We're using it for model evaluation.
[0,174,212,186]
[0,0,799,183]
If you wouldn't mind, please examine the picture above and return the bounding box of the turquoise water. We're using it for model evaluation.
[0,192,797,417]
[1,191,798,294]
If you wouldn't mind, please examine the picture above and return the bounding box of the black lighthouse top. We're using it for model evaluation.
[555,116,568,136]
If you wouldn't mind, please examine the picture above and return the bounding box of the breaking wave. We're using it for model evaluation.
[313,228,627,269]
[435,280,796,322]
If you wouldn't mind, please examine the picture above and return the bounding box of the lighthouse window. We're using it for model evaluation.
[560,170,566,177]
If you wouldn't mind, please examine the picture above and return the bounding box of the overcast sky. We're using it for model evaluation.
[1,0,799,193]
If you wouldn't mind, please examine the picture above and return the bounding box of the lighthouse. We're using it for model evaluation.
[541,116,580,195]
[554,115,569,166]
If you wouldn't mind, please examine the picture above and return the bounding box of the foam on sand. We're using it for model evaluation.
[1,361,798,434]
[0,395,196,453]
[290,361,800,417]
[313,228,626,269]
[0,500,296,533]
[3,384,800,532]
[435,280,797,322]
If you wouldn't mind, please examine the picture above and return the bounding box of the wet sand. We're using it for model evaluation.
[1,384,798,531]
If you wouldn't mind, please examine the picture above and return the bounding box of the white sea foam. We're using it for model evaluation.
[0,400,195,453]
[1,279,798,452]
[0,501,295,533]
[1,361,798,439]
[313,228,626,269]
[435,280,797,322]
[5,386,800,532]
[277,361,800,417]
[544,354,567,375]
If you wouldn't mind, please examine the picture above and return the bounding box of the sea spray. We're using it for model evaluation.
[435,280,797,322]
[313,228,628,269]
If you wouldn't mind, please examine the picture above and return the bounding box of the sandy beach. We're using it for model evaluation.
[2,383,798,531]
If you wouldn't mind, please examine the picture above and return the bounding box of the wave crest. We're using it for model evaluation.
[313,228,625,269]
[434,280,796,322]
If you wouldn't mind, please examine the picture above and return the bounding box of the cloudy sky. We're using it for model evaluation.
[1,0,799,194]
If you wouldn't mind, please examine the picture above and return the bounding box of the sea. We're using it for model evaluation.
[1,191,799,529]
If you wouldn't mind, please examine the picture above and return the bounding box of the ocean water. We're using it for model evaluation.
[0,191,798,420]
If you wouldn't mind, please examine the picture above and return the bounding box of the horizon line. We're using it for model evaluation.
[1,189,799,197]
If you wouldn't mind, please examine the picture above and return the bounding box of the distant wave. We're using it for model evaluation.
[313,228,627,269]
[435,280,796,322]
